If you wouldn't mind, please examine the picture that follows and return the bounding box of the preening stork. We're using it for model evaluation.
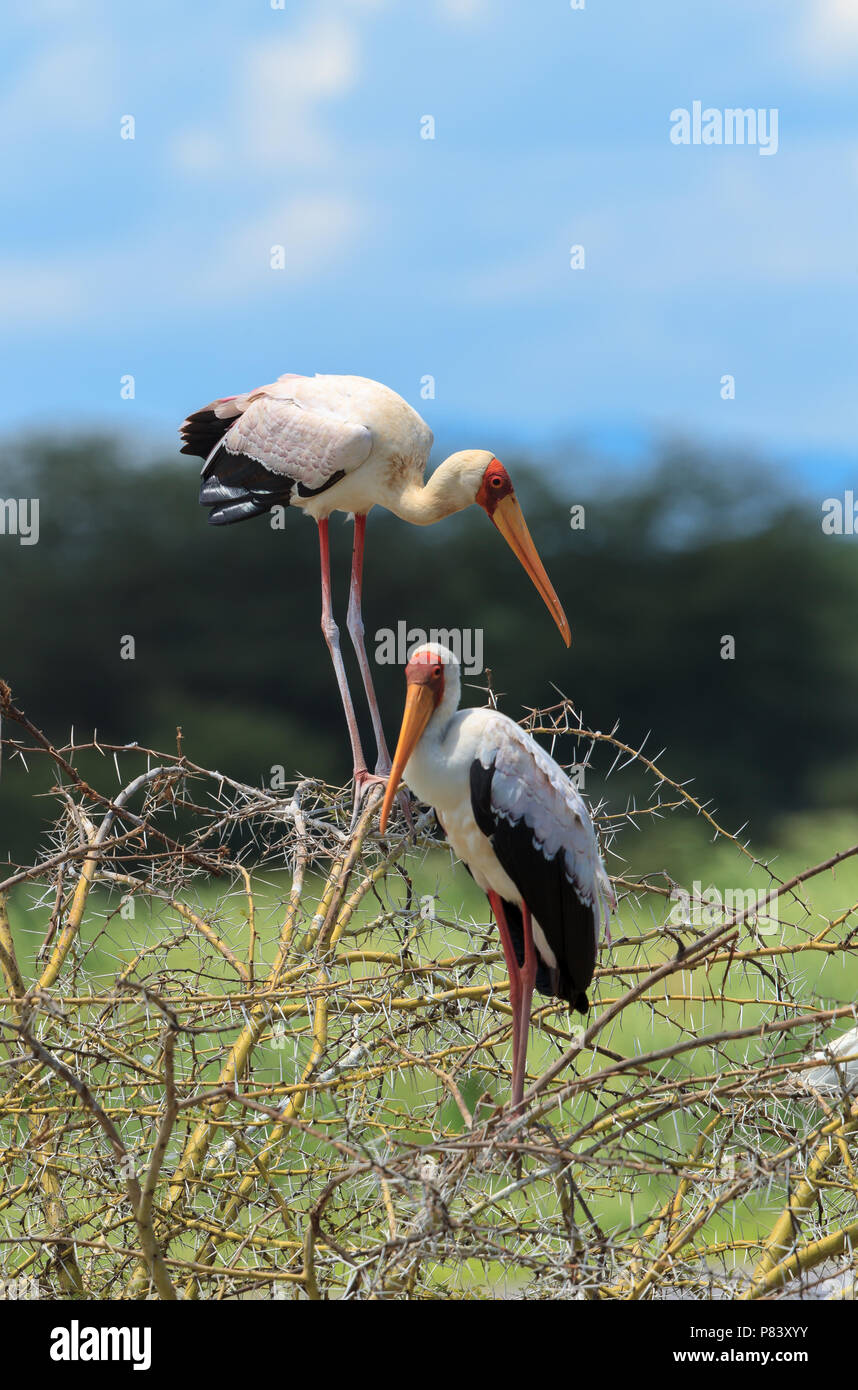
[379,642,614,1109]
[180,374,570,804]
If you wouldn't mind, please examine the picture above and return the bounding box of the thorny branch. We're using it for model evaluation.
[0,689,857,1300]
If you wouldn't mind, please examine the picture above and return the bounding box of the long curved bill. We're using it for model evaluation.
[492,493,571,646]
[379,683,436,833]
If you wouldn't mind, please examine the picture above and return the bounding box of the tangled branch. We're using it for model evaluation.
[1,683,856,1300]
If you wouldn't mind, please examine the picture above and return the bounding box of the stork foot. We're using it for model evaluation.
[351,769,386,816]
[353,770,413,835]
[350,771,413,834]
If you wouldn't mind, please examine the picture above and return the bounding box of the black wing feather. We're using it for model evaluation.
[199,444,296,526]
[182,399,350,527]
[180,406,234,460]
[197,442,348,527]
[470,758,596,1011]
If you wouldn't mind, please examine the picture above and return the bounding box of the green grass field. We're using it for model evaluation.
[4,801,856,1297]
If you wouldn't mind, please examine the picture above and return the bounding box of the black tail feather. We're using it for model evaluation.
[471,758,598,1009]
[199,444,294,526]
[180,406,236,460]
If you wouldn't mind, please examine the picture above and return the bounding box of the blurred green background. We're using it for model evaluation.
[1,435,855,863]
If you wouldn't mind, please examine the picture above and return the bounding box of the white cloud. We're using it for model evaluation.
[241,19,358,169]
[193,194,369,298]
[0,194,369,331]
[459,139,858,305]
[16,0,100,22]
[0,263,86,325]
[141,16,373,321]
[797,0,858,69]
[0,37,116,134]
[437,0,490,22]
[169,15,360,178]
[170,129,224,177]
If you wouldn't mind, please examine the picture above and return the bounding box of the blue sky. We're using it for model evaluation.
[3,0,856,486]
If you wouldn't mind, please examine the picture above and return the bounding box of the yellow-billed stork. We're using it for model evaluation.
[378,642,614,1109]
[180,374,570,802]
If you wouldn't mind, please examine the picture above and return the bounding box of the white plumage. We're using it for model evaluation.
[192,374,434,521]
[380,642,614,1108]
[180,374,571,811]
[799,1024,858,1097]
[403,646,613,965]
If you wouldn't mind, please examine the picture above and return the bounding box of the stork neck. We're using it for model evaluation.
[387,458,470,526]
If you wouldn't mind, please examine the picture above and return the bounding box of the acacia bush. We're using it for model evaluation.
[1,683,857,1301]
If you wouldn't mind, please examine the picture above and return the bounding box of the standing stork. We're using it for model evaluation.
[378,642,613,1109]
[180,374,570,804]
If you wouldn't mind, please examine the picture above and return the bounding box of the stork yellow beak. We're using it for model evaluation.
[492,493,571,647]
[379,683,436,833]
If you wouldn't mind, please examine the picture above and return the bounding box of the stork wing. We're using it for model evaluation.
[469,717,613,1007]
[221,389,374,490]
[182,376,374,525]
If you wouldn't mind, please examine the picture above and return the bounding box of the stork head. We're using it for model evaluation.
[442,450,571,648]
[379,644,458,834]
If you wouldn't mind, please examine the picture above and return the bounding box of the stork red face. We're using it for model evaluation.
[475,458,571,648]
[378,650,446,833]
[404,648,446,702]
[475,457,515,515]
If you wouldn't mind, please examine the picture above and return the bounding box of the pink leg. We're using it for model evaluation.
[346,516,413,828]
[515,904,538,1108]
[488,891,532,1110]
[317,519,369,783]
[346,515,391,775]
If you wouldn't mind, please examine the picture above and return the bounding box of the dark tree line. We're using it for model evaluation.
[1,434,855,859]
